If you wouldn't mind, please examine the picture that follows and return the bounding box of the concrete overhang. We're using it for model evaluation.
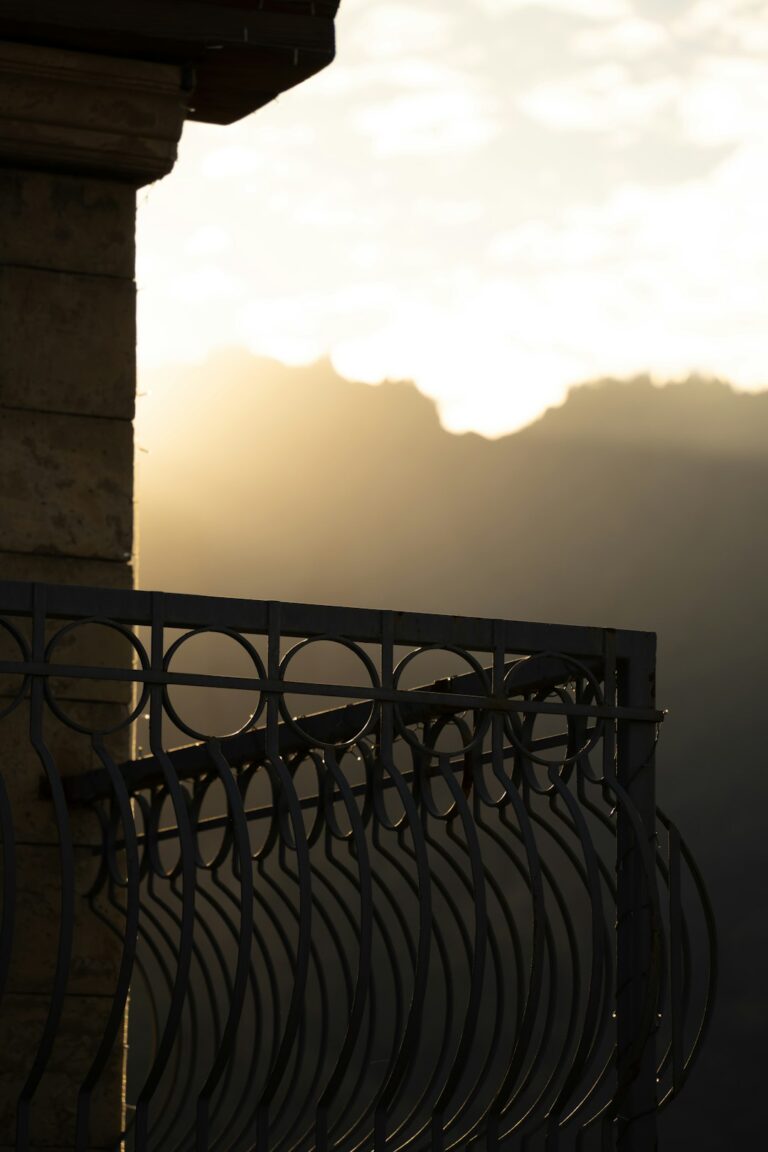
[0,0,340,125]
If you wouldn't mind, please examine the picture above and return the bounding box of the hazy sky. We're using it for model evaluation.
[136,0,768,436]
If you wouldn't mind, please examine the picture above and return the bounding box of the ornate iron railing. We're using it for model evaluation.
[0,581,716,1150]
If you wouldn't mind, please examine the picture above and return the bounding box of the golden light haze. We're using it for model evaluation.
[137,0,768,437]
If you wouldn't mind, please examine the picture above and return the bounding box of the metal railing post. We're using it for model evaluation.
[616,634,660,1150]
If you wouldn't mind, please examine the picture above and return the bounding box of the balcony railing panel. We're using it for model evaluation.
[0,581,716,1151]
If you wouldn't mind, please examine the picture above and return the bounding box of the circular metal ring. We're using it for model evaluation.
[191,773,233,871]
[278,635,380,749]
[504,651,605,771]
[238,763,280,862]
[393,644,491,755]
[43,617,150,735]
[418,713,474,820]
[146,786,189,880]
[0,615,31,721]
[162,626,267,742]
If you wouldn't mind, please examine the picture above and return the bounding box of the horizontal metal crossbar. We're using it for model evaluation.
[107,733,582,852]
[3,660,663,719]
[62,654,661,803]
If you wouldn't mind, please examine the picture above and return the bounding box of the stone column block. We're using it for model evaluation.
[0,552,133,590]
[0,993,124,1147]
[0,266,136,418]
[0,702,132,845]
[0,409,133,561]
[7,845,126,998]
[0,169,135,277]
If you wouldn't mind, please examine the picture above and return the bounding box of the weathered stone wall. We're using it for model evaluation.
[0,40,186,1147]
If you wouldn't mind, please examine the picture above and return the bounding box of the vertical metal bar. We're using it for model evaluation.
[195,740,254,1152]
[0,771,16,1009]
[258,602,313,1152]
[75,736,141,1151]
[16,584,76,1151]
[374,612,432,1152]
[615,634,658,1151]
[134,592,197,1151]
[668,823,684,1094]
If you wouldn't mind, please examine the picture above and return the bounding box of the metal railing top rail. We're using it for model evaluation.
[0,579,655,660]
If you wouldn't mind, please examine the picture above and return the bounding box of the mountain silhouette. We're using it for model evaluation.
[138,352,768,1149]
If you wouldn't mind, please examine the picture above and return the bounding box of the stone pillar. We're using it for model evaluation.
[0,39,187,590]
[0,40,187,1148]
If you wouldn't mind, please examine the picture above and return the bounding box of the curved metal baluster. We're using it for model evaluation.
[315,748,373,1152]
[134,595,198,1151]
[372,748,432,1151]
[315,734,412,1152]
[536,691,614,1142]
[376,738,492,1152]
[655,808,718,1106]
[543,771,608,1144]
[202,867,262,1152]
[272,750,349,1152]
[257,840,329,1148]
[274,834,348,1151]
[528,796,614,1135]
[409,748,496,1150]
[16,610,75,1150]
[486,761,548,1146]
[599,772,665,1112]
[342,771,452,1152]
[468,797,572,1147]
[484,809,573,1146]
[158,823,238,1152]
[142,868,209,1148]
[429,753,487,1149]
[646,817,689,1101]
[254,751,313,1152]
[390,813,471,1151]
[195,741,255,1152]
[102,874,168,1146]
[75,737,141,1150]
[90,872,169,1149]
[227,847,297,1147]
[0,617,27,1019]
[440,800,509,1149]
[0,769,16,1009]
[212,849,287,1152]
[471,795,527,1098]
[290,826,402,1152]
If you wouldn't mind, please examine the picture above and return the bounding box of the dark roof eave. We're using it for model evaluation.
[0,0,338,124]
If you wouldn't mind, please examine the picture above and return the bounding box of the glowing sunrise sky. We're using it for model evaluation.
[136,0,768,437]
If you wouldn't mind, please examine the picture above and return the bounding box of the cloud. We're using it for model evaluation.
[485,142,768,397]
[675,1,768,52]
[573,16,670,57]
[136,0,768,436]
[474,0,633,19]
[318,57,474,97]
[346,3,459,60]
[354,86,500,156]
[519,64,679,132]
[199,145,264,180]
[185,225,232,257]
[677,54,768,145]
